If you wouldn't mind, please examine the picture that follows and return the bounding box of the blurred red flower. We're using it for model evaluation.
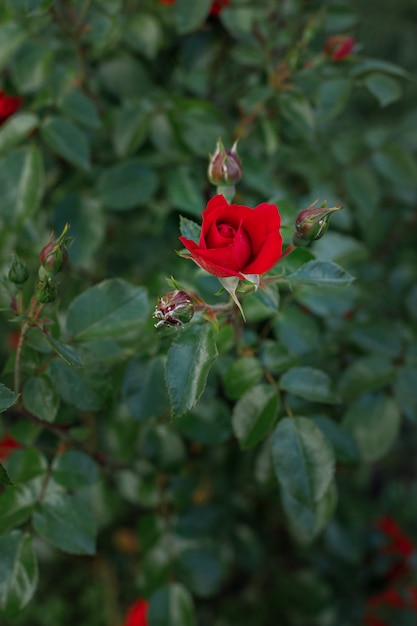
[0,434,22,461]
[365,587,417,626]
[376,516,415,581]
[0,90,22,125]
[159,0,229,16]
[324,34,356,61]
[123,599,149,626]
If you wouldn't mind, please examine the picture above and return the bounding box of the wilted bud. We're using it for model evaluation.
[293,203,342,246]
[8,254,29,285]
[208,138,242,186]
[153,290,194,329]
[39,223,71,278]
[35,279,57,304]
[324,35,356,61]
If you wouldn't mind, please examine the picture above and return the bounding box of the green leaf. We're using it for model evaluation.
[273,305,320,356]
[113,105,149,157]
[22,375,59,422]
[272,416,335,511]
[280,367,340,404]
[342,393,400,463]
[4,448,48,483]
[278,91,315,140]
[0,383,18,413]
[315,78,352,120]
[286,260,355,288]
[59,88,101,130]
[12,40,53,93]
[148,583,196,626]
[223,356,263,400]
[372,143,417,187]
[394,366,417,422]
[337,355,395,400]
[312,416,359,464]
[33,490,97,555]
[52,451,100,489]
[282,481,337,543]
[0,479,42,534]
[179,215,201,244]
[166,324,218,418]
[44,334,84,367]
[47,360,105,411]
[123,356,170,421]
[352,58,409,80]
[0,113,39,157]
[41,116,91,170]
[165,166,205,217]
[172,101,225,158]
[175,547,222,597]
[0,22,25,70]
[232,384,280,449]
[0,531,38,617]
[0,147,44,226]
[14,144,44,226]
[0,463,13,486]
[67,278,149,340]
[363,72,402,107]
[5,0,55,16]
[174,0,212,34]
[97,159,158,210]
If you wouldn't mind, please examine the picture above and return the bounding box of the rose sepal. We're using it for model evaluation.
[218,276,246,321]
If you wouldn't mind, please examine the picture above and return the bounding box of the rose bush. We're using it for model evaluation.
[179,194,283,279]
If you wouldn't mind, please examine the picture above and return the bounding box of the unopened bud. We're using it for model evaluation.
[35,279,57,304]
[8,254,29,285]
[39,223,71,278]
[324,35,356,61]
[293,202,342,246]
[208,138,242,186]
[153,290,194,329]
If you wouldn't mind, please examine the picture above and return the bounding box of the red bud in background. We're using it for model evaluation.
[324,35,356,61]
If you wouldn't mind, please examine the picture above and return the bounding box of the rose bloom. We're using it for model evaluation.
[123,599,149,626]
[179,194,283,279]
[0,90,22,125]
[0,434,21,461]
[159,0,229,15]
[324,34,355,61]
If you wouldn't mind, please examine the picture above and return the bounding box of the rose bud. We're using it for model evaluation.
[208,138,242,186]
[35,278,57,304]
[179,194,282,280]
[39,223,71,278]
[153,290,195,328]
[293,203,341,246]
[0,434,22,461]
[8,254,29,285]
[324,35,356,61]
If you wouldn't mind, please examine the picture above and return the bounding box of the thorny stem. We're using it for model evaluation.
[13,297,43,395]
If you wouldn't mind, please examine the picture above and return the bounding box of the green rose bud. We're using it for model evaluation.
[293,202,342,246]
[8,254,29,285]
[208,138,242,186]
[153,290,194,328]
[39,223,71,278]
[35,279,57,304]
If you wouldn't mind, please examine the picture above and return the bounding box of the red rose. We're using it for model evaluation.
[0,434,22,461]
[0,90,22,125]
[324,35,356,61]
[179,194,283,279]
[123,599,149,626]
